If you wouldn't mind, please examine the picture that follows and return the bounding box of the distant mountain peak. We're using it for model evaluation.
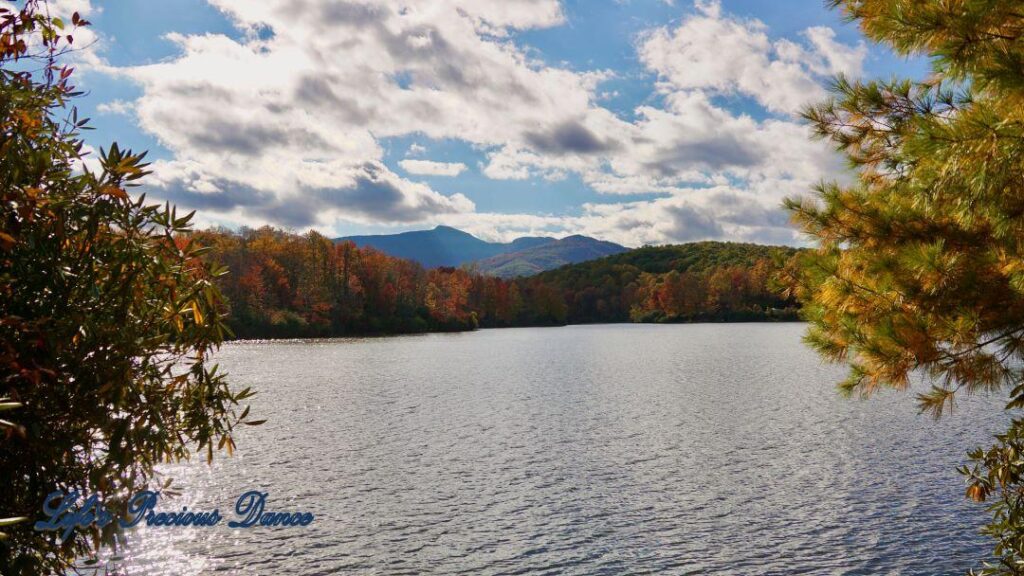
[432,224,462,232]
[336,226,626,276]
[472,234,628,278]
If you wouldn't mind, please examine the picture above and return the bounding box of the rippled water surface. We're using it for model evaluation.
[120,324,1004,575]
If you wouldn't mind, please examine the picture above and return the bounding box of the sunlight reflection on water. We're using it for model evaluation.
[116,324,1002,575]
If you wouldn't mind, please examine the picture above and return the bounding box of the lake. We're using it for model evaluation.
[118,323,1002,575]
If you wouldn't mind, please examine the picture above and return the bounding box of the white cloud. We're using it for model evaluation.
[100,0,595,227]
[94,0,861,245]
[96,99,133,115]
[638,0,865,114]
[399,159,468,176]
[437,186,800,247]
[804,26,867,77]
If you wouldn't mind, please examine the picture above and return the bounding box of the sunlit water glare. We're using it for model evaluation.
[113,323,1002,575]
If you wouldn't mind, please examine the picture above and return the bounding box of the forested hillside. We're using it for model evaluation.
[190,228,802,338]
[190,227,568,338]
[533,242,803,324]
[474,234,628,278]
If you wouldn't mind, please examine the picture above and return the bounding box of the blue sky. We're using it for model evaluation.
[67,0,921,246]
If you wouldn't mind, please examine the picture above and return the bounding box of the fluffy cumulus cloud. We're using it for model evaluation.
[95,0,598,228]
[638,0,865,113]
[437,187,800,247]
[88,0,865,245]
[398,160,468,177]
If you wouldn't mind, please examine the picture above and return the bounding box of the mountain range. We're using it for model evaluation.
[336,225,627,277]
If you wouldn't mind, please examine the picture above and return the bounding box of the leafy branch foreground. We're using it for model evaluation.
[0,3,256,574]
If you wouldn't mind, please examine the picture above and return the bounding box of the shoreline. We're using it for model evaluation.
[223,316,805,343]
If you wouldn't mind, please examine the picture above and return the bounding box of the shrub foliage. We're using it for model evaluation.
[0,3,256,573]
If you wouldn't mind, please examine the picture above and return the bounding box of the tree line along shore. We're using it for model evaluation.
[188,226,803,339]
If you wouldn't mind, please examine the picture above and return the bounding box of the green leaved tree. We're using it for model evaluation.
[786,1,1024,573]
[0,3,258,574]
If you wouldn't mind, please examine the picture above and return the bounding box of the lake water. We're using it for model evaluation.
[117,323,1004,575]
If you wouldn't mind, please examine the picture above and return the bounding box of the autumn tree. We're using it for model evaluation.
[0,3,258,574]
[786,1,1024,573]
